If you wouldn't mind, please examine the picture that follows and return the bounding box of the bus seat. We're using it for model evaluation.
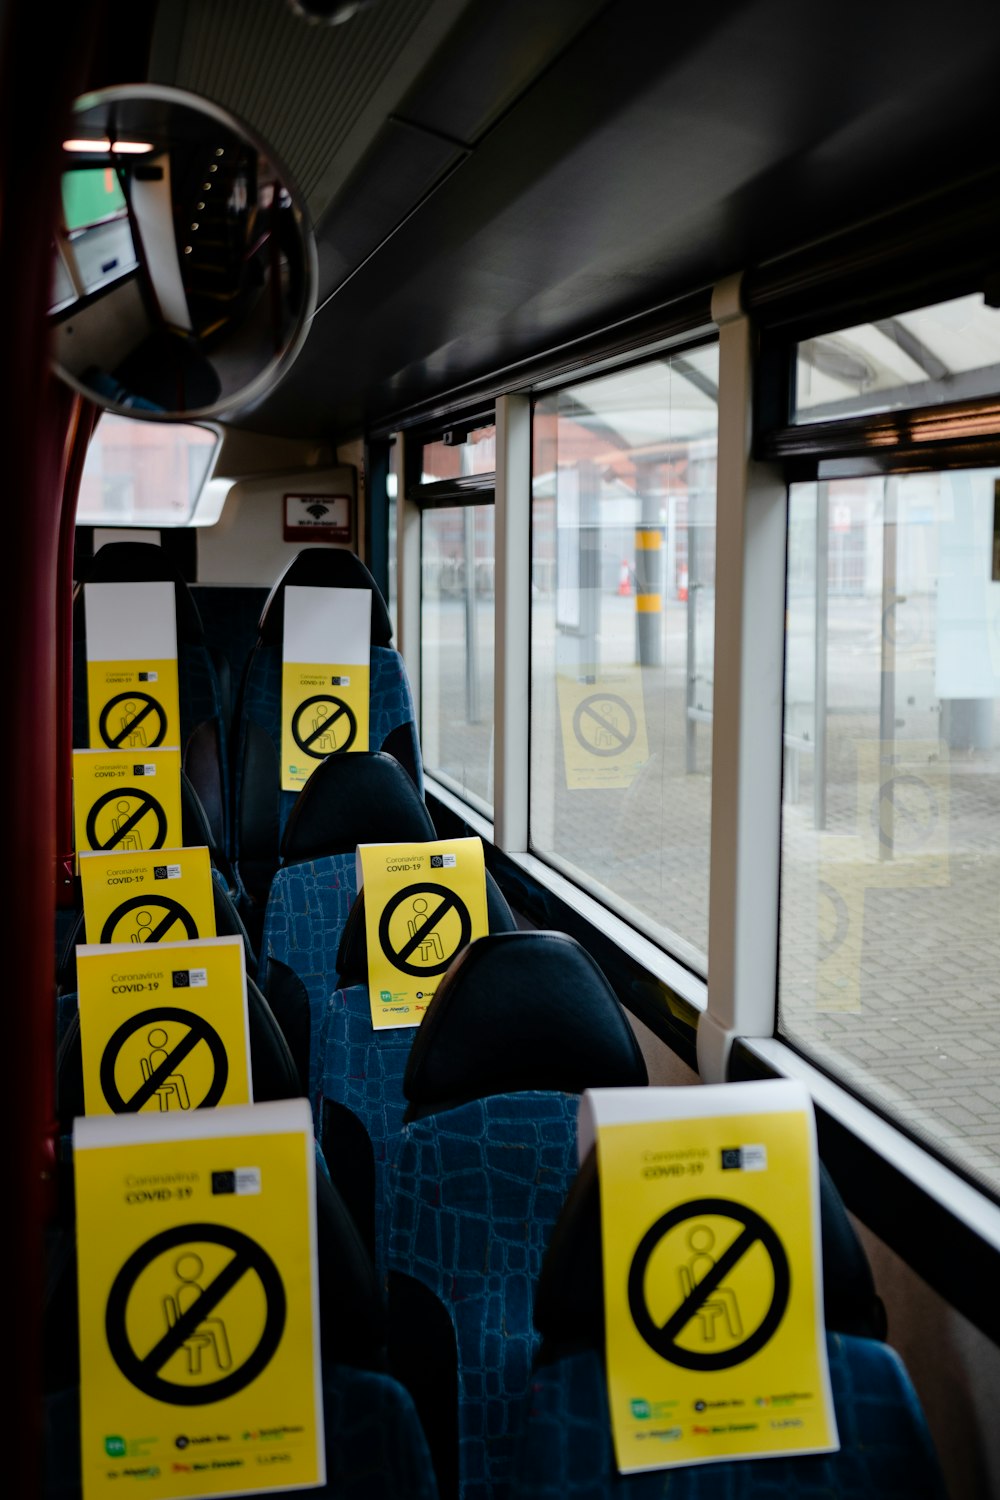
[73,541,231,855]
[511,1337,947,1500]
[189,582,270,730]
[315,869,518,1273]
[383,931,648,1500]
[43,1159,441,1500]
[232,547,423,913]
[257,750,437,1082]
[513,1152,946,1500]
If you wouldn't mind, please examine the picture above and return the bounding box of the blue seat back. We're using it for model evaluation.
[258,750,438,1092]
[262,851,359,1095]
[510,1336,947,1499]
[388,1091,582,1500]
[383,932,649,1500]
[316,872,519,1273]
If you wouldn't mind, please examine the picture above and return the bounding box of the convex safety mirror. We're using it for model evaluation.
[50,84,316,420]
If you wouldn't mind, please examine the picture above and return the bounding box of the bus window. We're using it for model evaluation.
[780,465,1000,1197]
[530,346,718,971]
[77,412,217,528]
[416,423,496,814]
[793,293,1000,423]
[421,503,495,814]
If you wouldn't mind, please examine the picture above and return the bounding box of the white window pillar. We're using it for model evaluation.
[700,274,787,1082]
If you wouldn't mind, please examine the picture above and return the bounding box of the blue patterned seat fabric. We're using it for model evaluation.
[383,931,649,1500]
[388,1091,582,1500]
[263,851,359,1096]
[317,982,414,1256]
[509,1335,947,1499]
[315,871,519,1273]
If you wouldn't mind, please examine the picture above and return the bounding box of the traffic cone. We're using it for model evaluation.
[618,559,632,596]
[678,565,688,602]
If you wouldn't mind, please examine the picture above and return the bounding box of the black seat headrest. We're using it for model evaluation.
[280,750,434,864]
[532,1147,888,1365]
[257,546,393,647]
[74,541,205,644]
[335,868,519,988]
[403,931,648,1120]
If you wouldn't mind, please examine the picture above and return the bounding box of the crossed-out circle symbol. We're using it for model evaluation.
[626,1198,790,1372]
[99,1006,229,1113]
[99,691,167,749]
[292,694,358,758]
[572,693,637,757]
[378,882,472,977]
[100,894,200,946]
[817,880,850,962]
[870,773,938,850]
[86,788,168,852]
[105,1223,286,1404]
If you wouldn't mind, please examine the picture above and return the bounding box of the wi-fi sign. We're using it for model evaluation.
[306,502,329,520]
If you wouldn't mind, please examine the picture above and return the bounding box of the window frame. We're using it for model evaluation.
[406,412,498,814]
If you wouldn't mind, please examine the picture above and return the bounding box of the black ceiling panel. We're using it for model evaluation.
[154,0,1000,439]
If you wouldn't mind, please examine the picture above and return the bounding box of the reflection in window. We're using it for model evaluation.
[780,470,1000,1196]
[77,412,217,527]
[421,505,495,813]
[530,347,718,969]
[421,425,495,483]
[794,294,1000,422]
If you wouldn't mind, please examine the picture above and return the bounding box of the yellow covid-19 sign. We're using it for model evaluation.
[583,1081,837,1474]
[357,836,488,1028]
[79,846,217,947]
[74,1100,325,1499]
[72,747,183,870]
[280,584,372,791]
[556,669,649,789]
[77,935,252,1117]
[84,580,181,751]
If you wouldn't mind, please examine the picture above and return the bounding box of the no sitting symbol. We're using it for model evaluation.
[100,893,200,946]
[377,882,472,977]
[86,787,168,853]
[105,1223,286,1404]
[627,1197,790,1372]
[99,691,167,749]
[573,693,637,757]
[291,694,358,757]
[99,1005,229,1113]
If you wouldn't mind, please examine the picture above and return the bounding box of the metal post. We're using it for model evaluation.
[634,458,664,667]
[686,517,698,771]
[463,503,480,723]
[878,477,899,860]
[578,458,601,675]
[814,481,829,830]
